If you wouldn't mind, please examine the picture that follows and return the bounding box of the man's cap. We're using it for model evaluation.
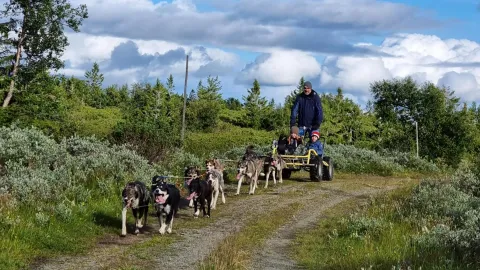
[304,81,312,89]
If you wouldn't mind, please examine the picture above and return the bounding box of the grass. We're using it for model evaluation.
[1,194,121,270]
[198,202,304,270]
[291,183,474,270]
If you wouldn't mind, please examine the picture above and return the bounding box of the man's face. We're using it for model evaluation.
[304,85,312,95]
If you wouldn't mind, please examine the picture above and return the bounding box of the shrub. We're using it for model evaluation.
[66,105,124,139]
[184,121,275,158]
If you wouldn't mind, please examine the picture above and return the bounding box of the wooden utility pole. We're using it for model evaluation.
[181,55,189,143]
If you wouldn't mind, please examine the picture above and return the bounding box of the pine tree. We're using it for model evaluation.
[243,79,267,129]
[85,62,104,90]
[166,74,175,93]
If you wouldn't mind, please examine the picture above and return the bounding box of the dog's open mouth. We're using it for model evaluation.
[155,194,166,204]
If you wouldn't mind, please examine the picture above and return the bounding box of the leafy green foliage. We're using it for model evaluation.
[186,76,224,132]
[66,105,124,139]
[1,0,88,106]
[184,121,275,158]
[84,62,105,107]
[110,80,182,162]
[371,77,476,165]
[243,79,268,129]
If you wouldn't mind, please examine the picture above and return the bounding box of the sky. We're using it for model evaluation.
[51,0,480,107]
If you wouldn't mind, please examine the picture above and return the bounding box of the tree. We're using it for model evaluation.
[243,79,267,129]
[85,62,105,107]
[187,76,224,131]
[85,62,104,90]
[225,97,242,110]
[166,74,175,92]
[1,0,88,107]
[370,77,476,165]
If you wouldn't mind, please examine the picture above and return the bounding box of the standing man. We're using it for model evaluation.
[290,81,324,139]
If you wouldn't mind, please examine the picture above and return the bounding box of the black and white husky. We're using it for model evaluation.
[151,175,180,235]
[121,181,150,236]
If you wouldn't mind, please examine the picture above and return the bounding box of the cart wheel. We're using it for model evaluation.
[322,156,333,181]
[309,156,323,182]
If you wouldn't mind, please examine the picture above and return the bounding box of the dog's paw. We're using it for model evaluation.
[204,215,210,218]
[134,229,139,235]
[167,227,172,234]
[120,233,126,237]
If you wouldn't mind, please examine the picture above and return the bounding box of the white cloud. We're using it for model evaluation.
[235,50,321,86]
[66,0,438,54]
[62,33,126,67]
[318,33,480,103]
[58,32,241,88]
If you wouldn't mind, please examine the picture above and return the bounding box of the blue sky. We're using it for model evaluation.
[58,0,480,106]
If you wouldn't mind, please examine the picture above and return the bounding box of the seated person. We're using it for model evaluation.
[306,130,323,156]
[286,126,305,155]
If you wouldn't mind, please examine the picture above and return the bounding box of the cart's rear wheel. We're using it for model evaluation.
[322,156,333,181]
[309,156,323,182]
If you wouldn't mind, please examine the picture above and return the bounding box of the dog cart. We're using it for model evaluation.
[269,138,334,182]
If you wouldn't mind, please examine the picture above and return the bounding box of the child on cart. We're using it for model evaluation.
[306,130,323,156]
[286,126,305,155]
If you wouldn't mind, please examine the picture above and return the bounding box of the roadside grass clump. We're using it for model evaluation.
[0,125,191,269]
[293,167,480,270]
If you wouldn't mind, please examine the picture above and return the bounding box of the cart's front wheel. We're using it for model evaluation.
[309,156,323,182]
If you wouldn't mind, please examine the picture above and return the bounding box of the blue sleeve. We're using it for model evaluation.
[312,94,323,129]
[290,95,300,127]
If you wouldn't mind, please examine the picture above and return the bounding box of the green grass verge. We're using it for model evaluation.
[292,185,474,270]
[1,194,120,270]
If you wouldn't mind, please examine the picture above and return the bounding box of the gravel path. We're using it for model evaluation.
[31,176,408,270]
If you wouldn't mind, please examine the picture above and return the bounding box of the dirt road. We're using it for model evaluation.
[32,174,415,270]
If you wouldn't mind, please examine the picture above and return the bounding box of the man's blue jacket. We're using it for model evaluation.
[290,90,324,130]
